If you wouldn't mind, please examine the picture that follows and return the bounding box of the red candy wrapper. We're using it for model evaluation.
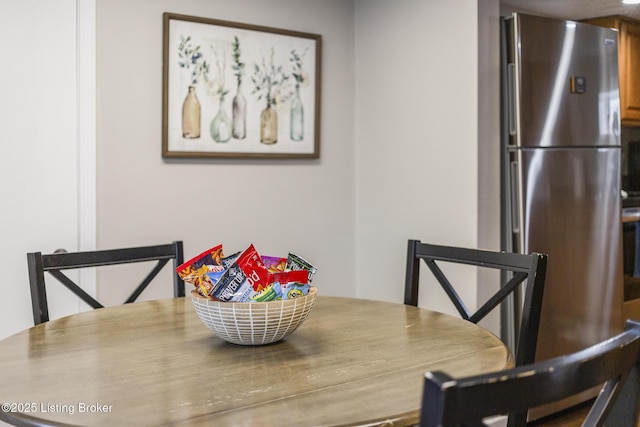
[176,245,224,297]
[271,270,310,299]
[210,244,271,301]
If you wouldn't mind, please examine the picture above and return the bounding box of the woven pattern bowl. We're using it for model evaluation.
[190,286,317,345]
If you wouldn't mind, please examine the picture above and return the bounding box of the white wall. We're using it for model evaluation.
[477,0,502,333]
[0,0,80,338]
[354,0,482,315]
[96,0,357,303]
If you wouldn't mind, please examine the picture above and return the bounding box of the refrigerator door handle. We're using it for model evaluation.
[507,63,517,136]
[510,160,520,234]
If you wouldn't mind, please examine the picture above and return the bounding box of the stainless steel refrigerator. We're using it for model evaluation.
[500,13,624,419]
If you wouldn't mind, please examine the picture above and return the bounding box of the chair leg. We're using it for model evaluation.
[507,410,527,427]
[404,240,419,306]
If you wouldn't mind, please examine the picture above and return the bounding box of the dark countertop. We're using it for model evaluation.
[623,196,640,208]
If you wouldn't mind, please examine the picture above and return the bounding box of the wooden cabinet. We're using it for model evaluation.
[584,17,640,126]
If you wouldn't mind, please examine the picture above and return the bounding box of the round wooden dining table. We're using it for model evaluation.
[0,295,512,427]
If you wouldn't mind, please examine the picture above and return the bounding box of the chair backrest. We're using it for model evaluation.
[404,239,547,368]
[420,319,640,427]
[27,241,185,325]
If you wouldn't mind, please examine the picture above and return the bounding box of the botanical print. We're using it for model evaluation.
[163,14,320,158]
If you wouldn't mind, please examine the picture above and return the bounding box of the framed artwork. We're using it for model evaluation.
[162,13,321,159]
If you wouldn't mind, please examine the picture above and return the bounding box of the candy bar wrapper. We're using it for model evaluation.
[222,251,241,268]
[285,252,318,282]
[205,265,225,284]
[211,269,281,303]
[176,245,224,290]
[200,265,225,297]
[282,283,309,299]
[177,245,223,273]
[261,255,287,273]
[272,270,310,300]
[209,244,270,302]
[249,282,283,302]
[209,264,252,301]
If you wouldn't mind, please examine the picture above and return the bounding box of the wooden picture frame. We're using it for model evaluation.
[162,13,321,159]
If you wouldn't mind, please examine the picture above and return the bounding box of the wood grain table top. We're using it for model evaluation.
[0,295,512,427]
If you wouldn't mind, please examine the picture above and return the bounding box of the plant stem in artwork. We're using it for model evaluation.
[231,36,247,139]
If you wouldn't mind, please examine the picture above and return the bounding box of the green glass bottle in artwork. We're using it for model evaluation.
[290,86,304,141]
[232,84,247,140]
[210,98,231,143]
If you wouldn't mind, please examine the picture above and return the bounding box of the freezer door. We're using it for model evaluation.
[509,13,620,148]
[515,147,623,416]
[517,147,623,352]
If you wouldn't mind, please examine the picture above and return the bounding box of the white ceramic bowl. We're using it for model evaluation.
[190,286,317,345]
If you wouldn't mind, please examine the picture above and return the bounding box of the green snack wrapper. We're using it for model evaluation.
[286,252,318,282]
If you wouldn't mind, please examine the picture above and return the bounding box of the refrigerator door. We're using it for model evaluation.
[515,146,623,417]
[509,13,620,148]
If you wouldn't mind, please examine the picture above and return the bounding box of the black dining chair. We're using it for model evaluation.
[420,319,640,427]
[27,241,185,325]
[405,240,547,427]
[404,240,547,367]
